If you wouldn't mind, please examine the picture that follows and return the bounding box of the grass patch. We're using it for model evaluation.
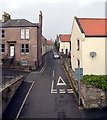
[81,75,107,91]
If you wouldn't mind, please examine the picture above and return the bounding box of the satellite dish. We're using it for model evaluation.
[90,52,97,58]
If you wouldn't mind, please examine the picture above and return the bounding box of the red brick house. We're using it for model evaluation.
[0,12,43,68]
[46,40,53,52]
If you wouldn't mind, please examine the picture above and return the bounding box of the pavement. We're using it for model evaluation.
[2,51,107,119]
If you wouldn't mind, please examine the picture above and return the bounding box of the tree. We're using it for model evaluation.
[54,40,58,50]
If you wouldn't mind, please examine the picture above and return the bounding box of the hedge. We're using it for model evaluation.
[81,75,107,91]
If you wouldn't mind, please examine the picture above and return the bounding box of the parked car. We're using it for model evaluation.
[53,52,60,59]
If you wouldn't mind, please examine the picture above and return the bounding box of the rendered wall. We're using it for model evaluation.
[71,19,83,71]
[82,37,105,75]
[59,42,70,54]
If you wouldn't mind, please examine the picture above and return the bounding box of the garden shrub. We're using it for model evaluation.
[81,75,107,91]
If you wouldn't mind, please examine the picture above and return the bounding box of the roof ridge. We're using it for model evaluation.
[78,18,107,20]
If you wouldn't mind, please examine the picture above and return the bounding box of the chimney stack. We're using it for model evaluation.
[2,12,11,23]
[39,11,42,29]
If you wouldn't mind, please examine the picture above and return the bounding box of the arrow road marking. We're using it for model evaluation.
[51,80,57,93]
[57,76,66,86]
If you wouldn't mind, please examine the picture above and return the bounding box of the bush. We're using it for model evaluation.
[81,75,107,91]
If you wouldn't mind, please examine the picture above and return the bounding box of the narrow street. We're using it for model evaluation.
[2,51,107,119]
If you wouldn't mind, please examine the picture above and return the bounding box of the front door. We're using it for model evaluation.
[66,49,68,54]
[10,46,14,57]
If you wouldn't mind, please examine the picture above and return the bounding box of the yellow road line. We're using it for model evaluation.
[62,64,79,105]
[15,82,35,119]
[40,55,47,73]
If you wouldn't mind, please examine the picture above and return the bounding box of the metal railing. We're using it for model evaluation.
[2,54,8,64]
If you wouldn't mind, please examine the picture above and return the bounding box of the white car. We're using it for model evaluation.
[53,52,60,59]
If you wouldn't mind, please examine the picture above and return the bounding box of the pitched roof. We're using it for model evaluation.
[46,40,51,45]
[59,34,71,42]
[0,19,39,28]
[76,18,107,37]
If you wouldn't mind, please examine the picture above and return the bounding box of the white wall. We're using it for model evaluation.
[82,37,105,75]
[59,42,70,54]
[105,38,107,74]
[71,18,106,75]
[71,19,83,71]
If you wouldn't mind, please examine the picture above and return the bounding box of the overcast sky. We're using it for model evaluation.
[0,0,106,41]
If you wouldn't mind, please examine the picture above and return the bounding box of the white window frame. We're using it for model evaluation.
[25,44,29,54]
[25,29,29,39]
[22,59,27,66]
[21,29,25,39]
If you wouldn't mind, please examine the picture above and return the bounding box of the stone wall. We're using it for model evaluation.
[81,82,107,109]
[1,76,23,113]
[63,58,107,109]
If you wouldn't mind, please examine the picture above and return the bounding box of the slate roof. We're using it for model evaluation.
[76,18,107,37]
[0,19,39,28]
[59,34,71,42]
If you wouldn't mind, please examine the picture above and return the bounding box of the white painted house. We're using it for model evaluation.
[59,34,71,54]
[71,17,107,75]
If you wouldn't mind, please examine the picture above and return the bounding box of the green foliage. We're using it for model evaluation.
[81,75,107,91]
[2,96,8,103]
[17,61,21,66]
[7,86,12,93]
[54,41,58,50]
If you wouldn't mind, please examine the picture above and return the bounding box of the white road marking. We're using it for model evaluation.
[59,89,66,93]
[67,89,73,93]
[57,76,66,86]
[53,70,54,77]
[51,80,57,93]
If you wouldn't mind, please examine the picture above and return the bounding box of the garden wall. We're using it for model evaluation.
[1,76,23,113]
[63,58,107,109]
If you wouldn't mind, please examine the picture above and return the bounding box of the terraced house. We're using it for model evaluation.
[71,17,107,75]
[0,12,43,69]
[59,34,71,54]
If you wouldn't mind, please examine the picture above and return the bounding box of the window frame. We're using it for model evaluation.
[25,29,29,39]
[22,59,27,66]
[77,39,80,51]
[20,29,25,39]
[1,29,5,39]
[20,44,25,54]
[1,44,5,53]
[25,44,29,54]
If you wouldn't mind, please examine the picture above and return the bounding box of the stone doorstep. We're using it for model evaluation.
[0,75,23,92]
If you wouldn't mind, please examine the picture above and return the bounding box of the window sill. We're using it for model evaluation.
[20,39,29,40]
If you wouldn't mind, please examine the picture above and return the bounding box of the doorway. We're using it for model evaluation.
[66,49,68,54]
[10,45,14,57]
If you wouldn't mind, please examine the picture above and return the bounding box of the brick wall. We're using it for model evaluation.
[1,27,38,67]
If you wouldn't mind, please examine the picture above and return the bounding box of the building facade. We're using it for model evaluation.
[46,40,53,52]
[71,17,107,75]
[0,12,43,68]
[59,34,71,54]
[42,35,47,56]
